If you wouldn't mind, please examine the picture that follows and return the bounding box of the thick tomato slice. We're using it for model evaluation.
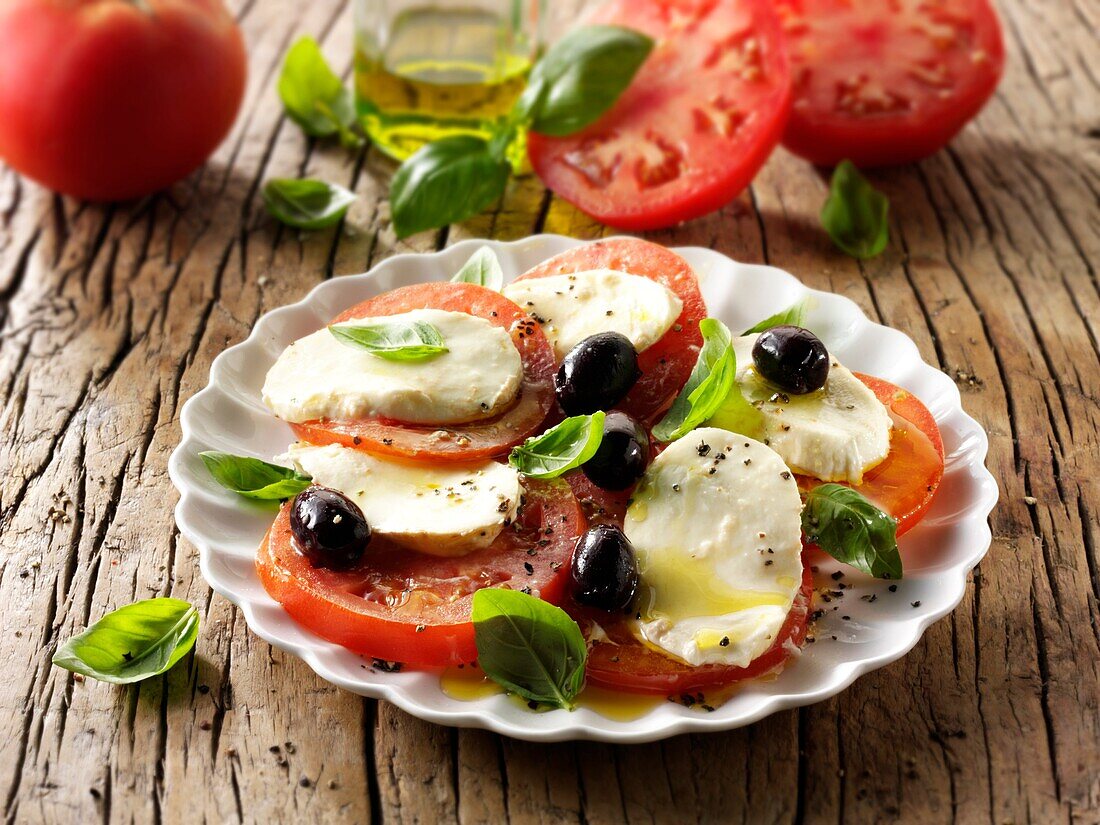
[527,0,791,230]
[257,478,585,667]
[578,564,814,695]
[798,373,945,536]
[514,239,706,421]
[777,0,1005,167]
[290,282,555,462]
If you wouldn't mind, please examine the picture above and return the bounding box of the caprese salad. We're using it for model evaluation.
[201,238,944,709]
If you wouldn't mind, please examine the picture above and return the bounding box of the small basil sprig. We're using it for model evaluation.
[52,598,199,684]
[802,483,902,579]
[200,452,312,500]
[509,412,605,478]
[263,178,357,230]
[821,160,889,259]
[452,246,504,291]
[329,320,448,361]
[278,36,363,149]
[472,588,587,709]
[742,299,810,336]
[653,319,740,442]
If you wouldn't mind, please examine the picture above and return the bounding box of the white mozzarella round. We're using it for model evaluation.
[733,335,892,484]
[624,427,804,668]
[262,308,523,425]
[502,269,682,361]
[281,443,522,557]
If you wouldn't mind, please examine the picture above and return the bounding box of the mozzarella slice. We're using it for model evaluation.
[263,308,523,425]
[624,428,804,668]
[732,335,892,484]
[502,269,682,360]
[280,442,522,557]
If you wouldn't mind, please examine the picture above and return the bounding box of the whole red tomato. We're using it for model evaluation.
[0,0,247,200]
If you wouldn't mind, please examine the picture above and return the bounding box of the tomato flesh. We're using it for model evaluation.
[527,0,791,229]
[514,238,706,422]
[257,478,585,667]
[777,0,1005,167]
[290,282,556,462]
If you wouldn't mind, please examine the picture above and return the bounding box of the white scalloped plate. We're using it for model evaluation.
[169,235,998,743]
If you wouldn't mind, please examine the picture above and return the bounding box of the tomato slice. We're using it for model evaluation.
[289,282,555,462]
[777,0,1005,167]
[514,238,706,421]
[527,0,792,230]
[256,478,585,667]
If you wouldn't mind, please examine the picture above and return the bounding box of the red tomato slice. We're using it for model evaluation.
[578,563,814,695]
[777,0,1005,167]
[290,282,555,462]
[527,0,792,230]
[256,478,585,667]
[514,239,706,421]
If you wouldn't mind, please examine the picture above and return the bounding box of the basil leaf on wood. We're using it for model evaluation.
[390,135,510,238]
[52,598,199,684]
[516,25,654,137]
[653,319,739,442]
[742,299,810,336]
[821,160,889,259]
[328,320,448,361]
[199,452,312,500]
[278,36,363,148]
[802,483,902,579]
[509,412,605,479]
[472,588,587,709]
[263,178,357,230]
[452,246,504,291]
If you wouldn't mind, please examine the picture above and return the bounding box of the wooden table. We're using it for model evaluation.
[2,0,1097,822]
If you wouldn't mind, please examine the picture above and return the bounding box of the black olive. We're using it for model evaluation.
[290,486,371,570]
[582,412,650,491]
[570,524,639,612]
[751,325,830,395]
[554,332,641,415]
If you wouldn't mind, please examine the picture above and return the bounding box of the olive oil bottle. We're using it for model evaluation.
[354,4,540,161]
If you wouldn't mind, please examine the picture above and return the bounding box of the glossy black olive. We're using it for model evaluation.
[290,486,371,570]
[582,412,650,491]
[570,524,639,612]
[555,332,641,415]
[751,325,830,395]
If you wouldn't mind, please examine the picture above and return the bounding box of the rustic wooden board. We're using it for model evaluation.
[0,0,1097,822]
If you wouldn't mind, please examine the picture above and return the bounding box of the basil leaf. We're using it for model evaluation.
[517,25,653,137]
[329,320,448,361]
[452,246,504,291]
[472,588,587,709]
[263,178,357,230]
[199,452,312,500]
[278,36,363,148]
[742,299,810,336]
[391,135,510,238]
[509,412,605,479]
[802,483,902,579]
[821,160,889,259]
[653,319,738,442]
[52,598,199,684]
[706,382,765,439]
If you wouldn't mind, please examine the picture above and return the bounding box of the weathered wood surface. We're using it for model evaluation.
[1,0,1097,822]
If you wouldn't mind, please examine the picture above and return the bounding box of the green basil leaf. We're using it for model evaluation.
[653,319,738,442]
[742,299,810,336]
[452,246,504,291]
[391,135,510,238]
[278,36,363,148]
[199,452,312,500]
[52,598,199,684]
[821,160,889,259]
[705,381,766,439]
[329,320,448,361]
[472,588,587,709]
[263,178,357,230]
[509,412,605,479]
[517,25,653,137]
[802,483,902,579]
